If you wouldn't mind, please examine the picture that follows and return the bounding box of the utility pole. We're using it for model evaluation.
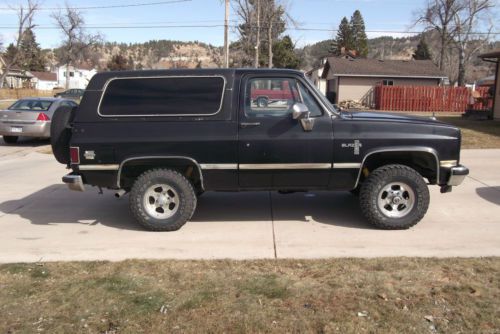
[224,0,230,68]
[254,0,260,68]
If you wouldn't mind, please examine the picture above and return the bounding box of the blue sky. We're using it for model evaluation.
[0,0,497,49]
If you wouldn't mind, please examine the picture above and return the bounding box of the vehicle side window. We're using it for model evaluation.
[245,78,322,118]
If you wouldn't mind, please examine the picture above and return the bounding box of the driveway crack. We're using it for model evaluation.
[269,191,277,259]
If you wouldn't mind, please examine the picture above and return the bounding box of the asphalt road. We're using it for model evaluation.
[0,137,499,263]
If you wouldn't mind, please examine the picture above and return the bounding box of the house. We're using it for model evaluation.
[479,50,500,120]
[317,58,446,107]
[305,58,328,97]
[0,56,34,89]
[30,71,58,90]
[56,63,97,89]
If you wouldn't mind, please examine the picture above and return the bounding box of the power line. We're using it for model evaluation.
[0,0,191,11]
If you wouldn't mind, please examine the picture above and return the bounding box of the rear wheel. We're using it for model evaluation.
[256,97,268,108]
[359,164,429,230]
[130,169,197,231]
[2,136,19,144]
[50,106,77,164]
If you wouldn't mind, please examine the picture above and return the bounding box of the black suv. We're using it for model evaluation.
[50,69,469,231]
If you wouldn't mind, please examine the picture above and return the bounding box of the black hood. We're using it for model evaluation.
[343,110,449,126]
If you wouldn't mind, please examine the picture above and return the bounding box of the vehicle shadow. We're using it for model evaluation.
[0,136,50,147]
[0,185,372,231]
[476,186,500,206]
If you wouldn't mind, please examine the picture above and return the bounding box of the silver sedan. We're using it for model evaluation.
[0,97,78,144]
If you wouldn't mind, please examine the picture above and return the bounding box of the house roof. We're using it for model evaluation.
[31,71,57,82]
[322,58,446,80]
[479,49,500,62]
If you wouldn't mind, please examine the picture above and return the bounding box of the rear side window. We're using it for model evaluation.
[99,76,225,117]
[9,100,52,111]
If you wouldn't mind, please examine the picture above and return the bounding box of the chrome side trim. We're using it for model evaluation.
[79,164,120,171]
[333,163,362,169]
[354,147,440,188]
[200,164,238,170]
[97,75,227,118]
[239,163,332,170]
[440,160,458,168]
[116,156,204,190]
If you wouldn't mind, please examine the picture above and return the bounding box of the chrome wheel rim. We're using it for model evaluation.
[143,184,179,219]
[377,182,415,218]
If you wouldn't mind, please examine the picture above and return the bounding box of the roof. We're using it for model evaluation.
[31,71,57,82]
[322,58,446,80]
[479,50,500,62]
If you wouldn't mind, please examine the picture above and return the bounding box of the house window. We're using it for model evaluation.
[69,72,75,77]
[383,79,394,86]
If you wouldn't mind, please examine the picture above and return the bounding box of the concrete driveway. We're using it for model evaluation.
[0,139,499,263]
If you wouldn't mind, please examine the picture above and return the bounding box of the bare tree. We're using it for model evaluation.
[415,0,462,70]
[52,5,102,89]
[452,0,493,86]
[0,0,39,88]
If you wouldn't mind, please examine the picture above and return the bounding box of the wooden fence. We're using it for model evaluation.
[0,88,60,100]
[374,85,492,113]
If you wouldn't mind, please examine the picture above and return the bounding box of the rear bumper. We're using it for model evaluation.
[62,173,85,192]
[0,122,50,138]
[446,165,469,186]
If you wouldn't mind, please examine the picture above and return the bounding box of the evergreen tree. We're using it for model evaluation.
[4,44,19,66]
[107,55,130,71]
[413,38,432,60]
[350,10,368,58]
[18,29,46,71]
[272,35,300,69]
[332,17,353,56]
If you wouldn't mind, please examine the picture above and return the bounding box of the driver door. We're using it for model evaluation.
[238,75,333,189]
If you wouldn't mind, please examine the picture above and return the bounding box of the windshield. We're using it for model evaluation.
[8,100,53,111]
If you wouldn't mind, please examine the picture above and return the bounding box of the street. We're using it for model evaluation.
[0,139,499,263]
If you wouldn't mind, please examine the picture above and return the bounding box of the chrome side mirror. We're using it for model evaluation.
[292,102,315,132]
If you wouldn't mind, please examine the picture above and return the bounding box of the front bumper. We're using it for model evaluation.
[447,165,469,186]
[62,173,85,192]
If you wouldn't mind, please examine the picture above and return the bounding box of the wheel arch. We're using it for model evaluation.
[117,156,204,191]
[355,147,440,188]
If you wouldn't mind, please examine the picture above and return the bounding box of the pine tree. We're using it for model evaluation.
[272,35,300,69]
[413,38,432,60]
[332,17,353,56]
[18,29,46,72]
[350,10,368,58]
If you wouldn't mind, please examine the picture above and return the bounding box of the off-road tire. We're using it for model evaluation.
[130,169,197,231]
[3,136,19,144]
[359,164,429,230]
[50,106,77,164]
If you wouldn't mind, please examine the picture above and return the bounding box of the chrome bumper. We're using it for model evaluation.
[62,174,85,192]
[447,165,469,186]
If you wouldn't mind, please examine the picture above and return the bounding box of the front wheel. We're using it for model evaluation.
[130,169,197,231]
[359,164,429,230]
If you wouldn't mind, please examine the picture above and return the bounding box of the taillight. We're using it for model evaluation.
[70,147,80,164]
[37,113,50,121]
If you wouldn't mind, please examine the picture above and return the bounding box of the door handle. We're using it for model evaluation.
[240,122,261,128]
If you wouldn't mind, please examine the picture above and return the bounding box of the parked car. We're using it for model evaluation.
[0,97,78,144]
[50,68,468,232]
[54,89,85,100]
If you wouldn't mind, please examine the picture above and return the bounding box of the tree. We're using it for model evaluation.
[18,28,45,71]
[413,38,432,60]
[106,55,130,71]
[452,0,494,86]
[0,0,39,88]
[332,17,353,56]
[415,0,462,70]
[350,10,368,57]
[272,35,300,69]
[52,6,102,89]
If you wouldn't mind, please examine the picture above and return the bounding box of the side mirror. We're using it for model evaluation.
[292,102,309,120]
[292,102,315,132]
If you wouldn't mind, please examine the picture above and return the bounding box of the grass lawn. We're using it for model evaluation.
[438,116,500,149]
[0,258,498,333]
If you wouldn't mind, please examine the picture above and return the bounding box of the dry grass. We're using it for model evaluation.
[438,116,500,149]
[0,258,499,333]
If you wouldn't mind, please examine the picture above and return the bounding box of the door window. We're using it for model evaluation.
[245,78,323,118]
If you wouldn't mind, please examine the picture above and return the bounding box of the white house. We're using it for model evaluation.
[305,58,328,96]
[30,71,58,90]
[56,64,97,89]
